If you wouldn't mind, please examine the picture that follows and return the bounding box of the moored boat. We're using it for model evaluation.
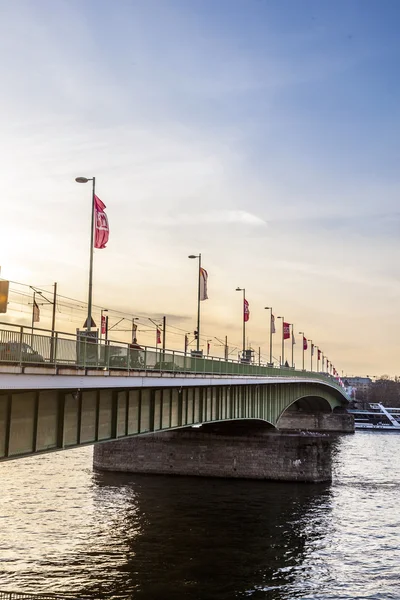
[349,403,400,430]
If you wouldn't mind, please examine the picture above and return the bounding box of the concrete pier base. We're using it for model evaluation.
[277,411,354,433]
[93,426,336,483]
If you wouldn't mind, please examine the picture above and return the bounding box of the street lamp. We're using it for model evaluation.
[188,254,201,352]
[236,287,246,358]
[299,331,305,370]
[75,176,95,332]
[265,307,273,366]
[277,316,285,366]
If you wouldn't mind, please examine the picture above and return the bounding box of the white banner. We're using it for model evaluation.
[199,267,208,301]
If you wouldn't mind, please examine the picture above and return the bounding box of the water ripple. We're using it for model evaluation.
[0,433,400,599]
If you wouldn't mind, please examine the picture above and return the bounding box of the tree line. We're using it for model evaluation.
[354,376,400,408]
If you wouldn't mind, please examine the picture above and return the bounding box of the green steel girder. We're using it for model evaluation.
[0,380,347,461]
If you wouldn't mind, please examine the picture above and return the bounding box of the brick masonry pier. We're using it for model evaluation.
[93,424,336,483]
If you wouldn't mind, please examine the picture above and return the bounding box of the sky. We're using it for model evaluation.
[0,0,400,376]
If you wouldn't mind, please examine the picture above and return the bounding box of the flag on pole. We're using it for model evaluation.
[271,314,276,334]
[101,315,107,335]
[94,195,109,249]
[184,334,188,353]
[244,299,250,322]
[207,341,210,355]
[292,330,296,345]
[303,336,308,350]
[283,322,290,340]
[156,328,161,345]
[33,300,40,323]
[132,323,138,343]
[318,349,321,360]
[199,267,208,301]
[311,343,314,356]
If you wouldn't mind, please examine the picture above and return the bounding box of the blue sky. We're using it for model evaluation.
[0,0,399,375]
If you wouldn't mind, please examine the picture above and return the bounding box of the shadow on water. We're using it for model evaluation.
[81,471,333,600]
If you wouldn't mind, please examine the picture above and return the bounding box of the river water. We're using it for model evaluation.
[0,432,399,600]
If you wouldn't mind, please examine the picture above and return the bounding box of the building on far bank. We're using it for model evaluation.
[344,377,372,395]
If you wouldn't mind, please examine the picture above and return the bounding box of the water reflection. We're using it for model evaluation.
[83,471,333,600]
[3,435,400,600]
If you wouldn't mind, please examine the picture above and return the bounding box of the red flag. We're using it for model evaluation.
[156,328,161,345]
[283,321,290,340]
[303,336,308,350]
[207,341,210,355]
[244,299,250,322]
[318,349,321,360]
[94,195,109,249]
[101,315,107,335]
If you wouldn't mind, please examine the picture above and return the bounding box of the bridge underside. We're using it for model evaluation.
[0,380,352,462]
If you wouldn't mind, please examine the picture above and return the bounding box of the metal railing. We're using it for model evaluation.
[0,321,345,391]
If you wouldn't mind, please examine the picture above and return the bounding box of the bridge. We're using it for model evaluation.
[0,322,353,482]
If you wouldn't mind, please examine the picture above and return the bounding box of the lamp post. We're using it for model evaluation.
[309,339,313,371]
[75,176,95,332]
[299,331,305,371]
[188,254,202,352]
[236,287,246,358]
[277,316,284,366]
[265,306,273,366]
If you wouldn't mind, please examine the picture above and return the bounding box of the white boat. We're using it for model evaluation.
[349,403,400,430]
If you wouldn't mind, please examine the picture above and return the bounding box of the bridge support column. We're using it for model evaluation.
[277,411,354,433]
[93,427,335,483]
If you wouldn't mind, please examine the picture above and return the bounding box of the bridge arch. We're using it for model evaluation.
[280,395,333,415]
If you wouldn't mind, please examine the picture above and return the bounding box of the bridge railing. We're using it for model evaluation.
[0,321,344,390]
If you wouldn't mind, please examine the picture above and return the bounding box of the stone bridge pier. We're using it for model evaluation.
[94,409,353,483]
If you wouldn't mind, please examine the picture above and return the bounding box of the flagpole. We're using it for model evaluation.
[31,290,36,344]
[277,316,284,366]
[75,176,96,332]
[236,287,246,359]
[87,177,95,332]
[265,307,273,365]
[299,331,305,371]
[188,254,202,353]
[162,316,166,361]
[291,324,294,368]
[197,254,201,352]
[309,339,313,371]
[50,282,57,362]
[242,288,246,358]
